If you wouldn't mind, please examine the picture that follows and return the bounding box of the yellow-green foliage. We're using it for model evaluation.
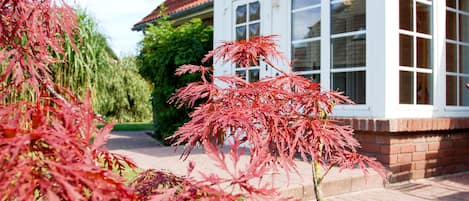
[96,57,152,122]
[51,10,152,122]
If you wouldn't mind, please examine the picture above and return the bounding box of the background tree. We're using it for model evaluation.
[138,18,212,144]
[52,10,152,122]
[96,57,152,122]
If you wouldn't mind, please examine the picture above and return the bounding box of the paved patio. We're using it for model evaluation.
[107,131,469,201]
[328,173,469,201]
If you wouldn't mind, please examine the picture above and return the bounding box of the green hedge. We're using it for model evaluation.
[137,18,213,144]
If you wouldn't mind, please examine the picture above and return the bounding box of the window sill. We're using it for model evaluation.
[332,117,469,132]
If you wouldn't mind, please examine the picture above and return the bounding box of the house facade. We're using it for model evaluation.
[214,0,469,182]
[214,0,469,119]
[136,0,469,182]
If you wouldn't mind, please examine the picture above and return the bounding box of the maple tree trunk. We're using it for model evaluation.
[312,160,325,201]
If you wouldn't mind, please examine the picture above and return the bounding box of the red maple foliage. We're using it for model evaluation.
[0,1,137,200]
[164,35,386,200]
[130,168,250,201]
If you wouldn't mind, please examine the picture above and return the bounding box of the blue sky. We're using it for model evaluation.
[69,0,164,57]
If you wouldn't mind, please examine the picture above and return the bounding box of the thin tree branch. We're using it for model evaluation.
[318,162,339,184]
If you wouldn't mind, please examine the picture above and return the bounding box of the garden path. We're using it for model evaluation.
[107,131,469,201]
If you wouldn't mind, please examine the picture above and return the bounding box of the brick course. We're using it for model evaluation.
[334,117,469,132]
[354,129,469,183]
[336,117,469,183]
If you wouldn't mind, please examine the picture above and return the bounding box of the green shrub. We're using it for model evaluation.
[137,18,213,144]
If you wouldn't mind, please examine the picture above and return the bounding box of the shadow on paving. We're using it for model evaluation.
[106,131,162,150]
[387,172,469,201]
[438,192,469,201]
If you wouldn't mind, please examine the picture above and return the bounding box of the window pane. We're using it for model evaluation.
[447,0,456,8]
[416,3,431,34]
[249,2,260,21]
[292,41,321,71]
[236,26,246,41]
[249,23,260,38]
[447,75,458,105]
[417,73,433,104]
[292,0,321,9]
[331,0,366,34]
[248,69,260,82]
[236,70,247,80]
[292,7,321,40]
[400,0,413,31]
[301,74,320,83]
[447,43,457,72]
[331,35,366,68]
[447,11,457,40]
[400,71,414,104]
[417,37,432,69]
[236,5,247,24]
[400,34,413,67]
[460,14,469,42]
[461,45,469,73]
[332,71,366,104]
[460,0,469,12]
[460,76,469,106]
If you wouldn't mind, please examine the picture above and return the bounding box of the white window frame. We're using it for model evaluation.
[291,2,322,81]
[232,0,262,82]
[445,1,469,108]
[391,0,469,117]
[288,0,371,117]
[398,0,434,106]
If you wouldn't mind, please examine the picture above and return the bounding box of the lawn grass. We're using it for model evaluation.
[117,164,142,184]
[101,160,143,184]
[98,122,154,131]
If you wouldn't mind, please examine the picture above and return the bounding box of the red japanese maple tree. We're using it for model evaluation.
[0,1,136,200]
[162,35,387,200]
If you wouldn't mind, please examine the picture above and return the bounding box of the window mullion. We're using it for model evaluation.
[413,0,417,104]
[321,0,331,91]
[457,2,461,105]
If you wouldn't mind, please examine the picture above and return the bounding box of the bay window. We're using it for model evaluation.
[446,0,469,106]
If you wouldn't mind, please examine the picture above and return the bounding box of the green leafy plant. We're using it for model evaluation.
[137,17,213,144]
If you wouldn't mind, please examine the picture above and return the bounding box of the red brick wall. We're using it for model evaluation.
[355,130,469,183]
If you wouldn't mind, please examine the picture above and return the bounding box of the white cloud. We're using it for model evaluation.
[68,0,164,57]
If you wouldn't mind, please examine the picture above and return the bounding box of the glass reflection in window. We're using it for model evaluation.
[332,35,366,68]
[332,71,366,104]
[236,5,246,24]
[249,2,260,21]
[331,0,366,34]
[292,41,320,71]
[292,7,321,40]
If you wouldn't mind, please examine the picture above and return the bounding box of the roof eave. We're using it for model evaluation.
[131,1,213,32]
